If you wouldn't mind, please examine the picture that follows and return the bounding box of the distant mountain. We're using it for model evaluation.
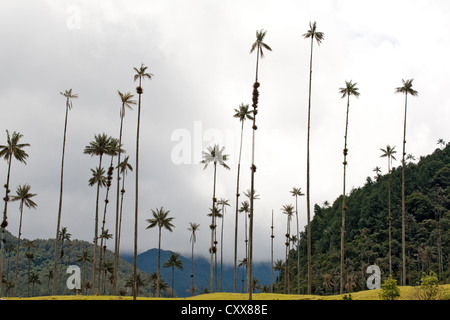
[122,249,278,297]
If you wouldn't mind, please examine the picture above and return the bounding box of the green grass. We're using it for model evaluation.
[4,284,449,300]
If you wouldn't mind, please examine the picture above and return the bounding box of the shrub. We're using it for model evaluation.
[414,271,442,300]
[379,275,400,300]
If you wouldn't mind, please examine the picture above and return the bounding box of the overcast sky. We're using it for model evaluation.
[0,0,449,265]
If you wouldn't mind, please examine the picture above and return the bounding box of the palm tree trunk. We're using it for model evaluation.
[340,95,350,294]
[388,156,392,275]
[209,162,217,292]
[157,228,161,297]
[295,196,300,294]
[270,210,274,293]
[401,93,408,286]
[0,157,13,297]
[305,36,314,296]
[113,111,125,294]
[190,238,194,296]
[53,103,69,295]
[92,155,103,294]
[13,201,24,296]
[133,79,142,300]
[233,120,244,292]
[248,49,260,301]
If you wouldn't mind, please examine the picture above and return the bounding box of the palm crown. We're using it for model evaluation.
[250,29,272,58]
[11,184,37,209]
[395,79,419,96]
[303,21,325,45]
[201,144,230,170]
[0,130,30,164]
[339,80,360,99]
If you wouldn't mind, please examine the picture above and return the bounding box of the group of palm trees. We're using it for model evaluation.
[0,20,421,299]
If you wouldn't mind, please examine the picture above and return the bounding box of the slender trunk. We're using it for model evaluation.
[0,157,13,297]
[157,228,161,297]
[113,108,125,294]
[295,196,300,294]
[53,103,69,295]
[91,155,103,294]
[401,93,408,286]
[305,36,314,295]
[190,238,194,296]
[248,48,260,301]
[133,79,142,300]
[209,162,217,292]
[388,156,392,275]
[220,205,224,292]
[13,201,24,296]
[270,210,274,293]
[233,120,244,292]
[340,94,350,294]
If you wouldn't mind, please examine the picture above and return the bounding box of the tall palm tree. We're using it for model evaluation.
[163,252,183,297]
[115,155,133,288]
[380,145,397,275]
[201,144,230,292]
[270,210,275,293]
[339,80,360,294]
[207,205,222,292]
[395,78,418,286]
[232,103,253,292]
[0,130,30,296]
[113,91,136,294]
[239,200,250,290]
[83,133,113,293]
[290,187,304,294]
[53,89,77,295]
[302,21,324,295]
[248,29,271,300]
[98,137,122,292]
[132,63,153,300]
[281,204,294,294]
[11,184,37,296]
[188,222,200,296]
[217,198,230,292]
[146,207,175,297]
[77,249,92,294]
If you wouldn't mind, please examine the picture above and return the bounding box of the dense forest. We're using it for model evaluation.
[276,143,450,295]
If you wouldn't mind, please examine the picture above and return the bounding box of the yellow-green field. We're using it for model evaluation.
[3,284,450,300]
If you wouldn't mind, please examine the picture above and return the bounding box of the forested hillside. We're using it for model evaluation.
[277,144,450,295]
[0,230,152,297]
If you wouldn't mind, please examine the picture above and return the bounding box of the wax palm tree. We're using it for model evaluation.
[239,200,250,283]
[98,137,123,292]
[28,272,41,297]
[290,187,304,294]
[113,91,136,294]
[146,207,175,297]
[238,258,248,293]
[395,78,418,286]
[339,80,360,294]
[207,205,222,292]
[77,249,92,294]
[87,165,106,291]
[270,210,275,293]
[163,252,183,297]
[217,198,230,292]
[188,222,200,296]
[201,144,230,292]
[132,63,154,300]
[248,29,271,300]
[114,155,133,289]
[53,89,78,295]
[303,21,324,295]
[83,133,113,293]
[0,130,30,296]
[232,103,253,292]
[380,145,397,275]
[11,184,37,296]
[281,204,294,294]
